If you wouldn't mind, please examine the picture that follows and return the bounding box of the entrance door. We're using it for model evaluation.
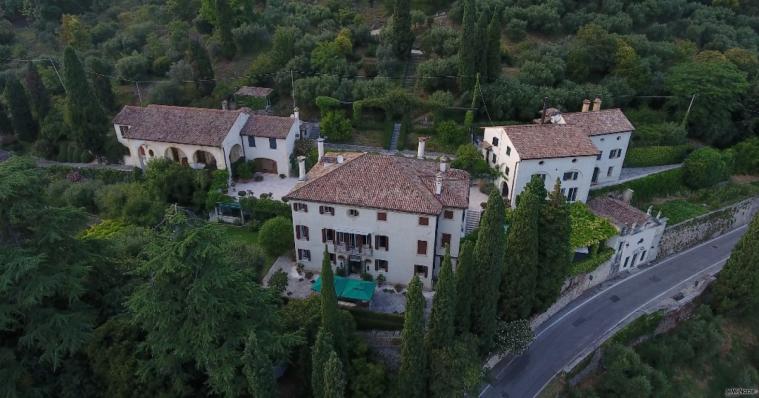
[592,167,600,184]
[501,182,509,197]
[254,158,278,174]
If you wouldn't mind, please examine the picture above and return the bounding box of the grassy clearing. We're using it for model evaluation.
[213,223,277,281]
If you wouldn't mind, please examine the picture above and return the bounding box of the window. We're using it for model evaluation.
[419,217,429,226]
[118,125,129,136]
[563,171,579,181]
[572,158,577,163]
[414,265,429,278]
[538,160,545,165]
[607,166,614,177]
[641,251,647,261]
[492,137,499,147]
[269,138,277,149]
[491,153,497,164]
[565,187,578,202]
[441,233,451,248]
[375,235,389,250]
[297,249,311,261]
[148,149,154,157]
[444,210,454,219]
[247,136,256,147]
[616,136,621,140]
[504,166,510,176]
[609,149,622,159]
[532,173,546,182]
[321,228,335,242]
[319,205,335,215]
[623,256,630,268]
[329,253,336,263]
[375,259,389,272]
[597,151,603,160]
[295,225,310,241]
[506,146,511,156]
[348,209,359,217]
[417,240,428,255]
[293,203,308,212]
[377,212,387,221]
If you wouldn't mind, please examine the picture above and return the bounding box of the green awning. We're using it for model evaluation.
[312,276,376,302]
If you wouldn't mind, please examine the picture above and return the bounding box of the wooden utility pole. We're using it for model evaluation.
[681,94,697,127]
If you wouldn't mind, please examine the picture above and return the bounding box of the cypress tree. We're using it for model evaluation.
[187,39,216,96]
[87,57,117,111]
[426,246,457,350]
[397,275,427,397]
[534,179,571,313]
[500,176,543,320]
[712,213,759,315]
[0,102,12,138]
[322,351,346,398]
[242,332,277,398]
[63,47,107,155]
[454,240,476,334]
[471,190,506,354]
[24,62,50,120]
[4,76,38,142]
[311,327,334,398]
[320,245,340,342]
[214,0,236,59]
[475,8,491,79]
[391,0,414,60]
[459,0,477,91]
[485,8,502,82]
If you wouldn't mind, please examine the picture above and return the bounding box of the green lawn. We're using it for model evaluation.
[653,199,708,225]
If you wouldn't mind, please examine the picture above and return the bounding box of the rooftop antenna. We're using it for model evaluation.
[540,96,548,124]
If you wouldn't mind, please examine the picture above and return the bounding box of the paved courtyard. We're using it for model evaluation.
[231,172,299,201]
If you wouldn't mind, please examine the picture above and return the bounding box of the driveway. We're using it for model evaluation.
[480,225,748,398]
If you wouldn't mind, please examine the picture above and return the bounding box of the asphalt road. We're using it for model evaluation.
[480,225,748,398]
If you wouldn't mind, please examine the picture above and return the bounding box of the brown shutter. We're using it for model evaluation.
[296,226,301,240]
[386,236,389,251]
[322,228,327,243]
[375,235,379,248]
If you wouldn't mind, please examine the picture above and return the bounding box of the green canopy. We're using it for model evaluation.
[312,275,376,302]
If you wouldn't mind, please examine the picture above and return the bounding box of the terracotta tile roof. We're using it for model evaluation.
[113,105,243,147]
[499,124,599,160]
[560,109,635,136]
[588,197,649,228]
[283,153,470,215]
[235,86,274,97]
[240,114,296,139]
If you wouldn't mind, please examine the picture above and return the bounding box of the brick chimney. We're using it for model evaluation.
[592,97,602,112]
[581,99,591,112]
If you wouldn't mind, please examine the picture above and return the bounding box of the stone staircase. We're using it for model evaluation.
[464,209,481,235]
[388,122,402,151]
[402,51,425,91]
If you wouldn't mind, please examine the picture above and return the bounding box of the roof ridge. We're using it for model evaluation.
[286,152,367,197]
[147,104,242,114]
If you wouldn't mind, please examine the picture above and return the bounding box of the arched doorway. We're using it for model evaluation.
[193,150,218,169]
[254,158,278,174]
[165,147,189,165]
[229,144,243,163]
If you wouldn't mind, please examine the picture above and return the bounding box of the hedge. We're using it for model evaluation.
[609,310,664,345]
[590,168,687,206]
[623,145,690,167]
[569,247,614,276]
[348,307,404,331]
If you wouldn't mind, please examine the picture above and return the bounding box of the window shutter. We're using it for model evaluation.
[296,226,301,239]
[304,226,309,241]
[374,235,379,248]
[386,236,389,250]
[322,229,327,243]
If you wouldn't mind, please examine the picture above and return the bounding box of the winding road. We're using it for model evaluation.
[480,225,748,398]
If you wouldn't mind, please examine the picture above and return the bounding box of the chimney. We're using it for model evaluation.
[435,172,443,195]
[622,188,634,204]
[439,156,449,173]
[417,136,429,159]
[581,99,591,112]
[592,97,602,112]
[337,155,344,164]
[297,156,306,181]
[291,106,300,121]
[317,138,325,161]
[221,100,228,110]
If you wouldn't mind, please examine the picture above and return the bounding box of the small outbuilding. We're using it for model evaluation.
[234,86,274,110]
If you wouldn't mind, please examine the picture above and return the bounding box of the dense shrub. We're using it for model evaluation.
[732,137,759,175]
[451,144,492,178]
[682,147,729,189]
[623,145,690,167]
[591,169,687,206]
[632,122,688,147]
[320,111,352,142]
[115,53,150,80]
[257,216,293,257]
[232,159,255,180]
[436,120,466,147]
[505,19,528,41]
[95,182,164,226]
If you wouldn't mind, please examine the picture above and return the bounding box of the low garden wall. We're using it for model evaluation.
[656,195,759,259]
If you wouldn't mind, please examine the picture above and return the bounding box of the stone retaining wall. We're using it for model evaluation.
[656,196,759,259]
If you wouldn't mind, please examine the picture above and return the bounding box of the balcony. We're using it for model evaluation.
[332,242,373,257]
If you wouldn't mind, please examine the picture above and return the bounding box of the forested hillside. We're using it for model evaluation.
[0,0,758,161]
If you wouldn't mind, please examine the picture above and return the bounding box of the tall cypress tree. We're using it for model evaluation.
[472,190,506,354]
[485,8,502,82]
[475,8,491,79]
[4,77,38,142]
[397,275,426,397]
[320,246,340,342]
[459,0,477,91]
[311,327,334,398]
[63,47,107,155]
[87,57,117,111]
[187,39,216,96]
[500,176,543,320]
[712,213,759,315]
[534,179,571,313]
[454,240,476,334]
[214,0,236,59]
[426,246,457,350]
[242,332,277,398]
[24,62,50,120]
[391,0,414,60]
[322,351,346,398]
